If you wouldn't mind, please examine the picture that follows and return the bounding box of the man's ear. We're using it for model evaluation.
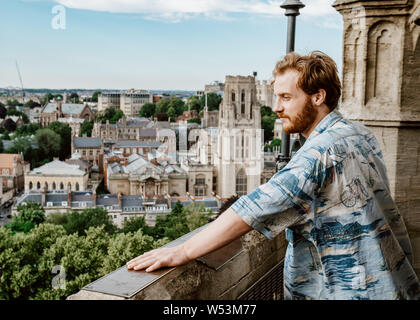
[312,89,326,107]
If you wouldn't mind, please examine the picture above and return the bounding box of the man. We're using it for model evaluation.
[127,52,420,300]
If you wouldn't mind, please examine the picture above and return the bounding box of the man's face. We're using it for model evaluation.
[272,69,317,135]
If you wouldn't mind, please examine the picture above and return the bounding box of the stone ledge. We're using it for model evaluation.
[67,225,287,300]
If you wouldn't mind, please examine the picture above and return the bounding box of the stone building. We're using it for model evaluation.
[333,0,420,276]
[105,153,187,198]
[72,137,104,171]
[92,117,151,141]
[214,75,264,198]
[202,110,219,128]
[98,90,153,117]
[40,100,95,127]
[25,159,88,192]
[0,153,29,198]
[256,80,274,108]
[120,89,153,117]
[97,92,121,112]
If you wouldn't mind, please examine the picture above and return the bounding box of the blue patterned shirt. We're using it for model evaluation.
[231,110,420,300]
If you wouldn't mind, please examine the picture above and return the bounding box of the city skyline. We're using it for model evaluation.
[0,0,343,91]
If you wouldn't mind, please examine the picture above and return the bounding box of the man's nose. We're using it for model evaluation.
[272,99,283,113]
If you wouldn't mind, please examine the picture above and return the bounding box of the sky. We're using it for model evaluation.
[0,0,343,91]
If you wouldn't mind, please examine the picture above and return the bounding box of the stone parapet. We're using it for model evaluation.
[67,224,287,300]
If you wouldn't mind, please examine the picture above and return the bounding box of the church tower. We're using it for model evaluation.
[215,75,263,198]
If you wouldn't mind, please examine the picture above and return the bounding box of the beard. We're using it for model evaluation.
[278,97,317,134]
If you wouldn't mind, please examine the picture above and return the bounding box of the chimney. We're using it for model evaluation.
[93,191,97,207]
[57,100,63,117]
[41,187,46,206]
[117,192,122,208]
[67,190,72,206]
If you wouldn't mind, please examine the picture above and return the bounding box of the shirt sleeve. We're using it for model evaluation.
[231,149,326,240]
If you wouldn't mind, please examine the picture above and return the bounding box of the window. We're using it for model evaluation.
[231,91,235,102]
[195,175,205,185]
[29,181,33,190]
[194,188,204,196]
[241,90,245,102]
[75,182,80,191]
[60,182,64,190]
[37,182,41,190]
[235,169,247,196]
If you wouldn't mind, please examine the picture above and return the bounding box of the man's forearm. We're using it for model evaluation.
[182,207,252,261]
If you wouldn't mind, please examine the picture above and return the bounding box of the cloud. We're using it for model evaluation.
[53,0,339,22]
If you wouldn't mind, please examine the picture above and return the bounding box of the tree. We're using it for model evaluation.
[111,109,124,124]
[3,118,17,132]
[69,92,79,103]
[5,136,31,155]
[264,138,281,152]
[5,202,46,234]
[35,128,61,159]
[96,107,124,124]
[156,98,170,114]
[150,201,211,241]
[0,104,6,118]
[80,120,93,137]
[1,129,10,140]
[167,107,176,122]
[187,118,201,125]
[199,93,222,111]
[6,99,20,107]
[61,208,117,236]
[41,93,54,106]
[168,97,185,117]
[139,103,156,118]
[261,106,277,142]
[121,216,146,234]
[186,96,201,113]
[48,122,71,160]
[23,100,41,109]
[91,91,101,103]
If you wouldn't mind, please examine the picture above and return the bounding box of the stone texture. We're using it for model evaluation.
[334,0,420,275]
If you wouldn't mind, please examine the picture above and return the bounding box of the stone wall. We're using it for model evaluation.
[67,228,287,300]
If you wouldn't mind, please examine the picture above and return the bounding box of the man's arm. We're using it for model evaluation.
[126,207,252,272]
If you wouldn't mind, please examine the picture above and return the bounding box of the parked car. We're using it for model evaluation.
[0,214,4,219]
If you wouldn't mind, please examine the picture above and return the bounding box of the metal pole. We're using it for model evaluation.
[276,0,305,172]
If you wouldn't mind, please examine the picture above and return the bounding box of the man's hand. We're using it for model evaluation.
[126,244,190,272]
[126,208,252,273]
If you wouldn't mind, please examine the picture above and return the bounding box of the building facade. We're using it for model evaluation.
[25,159,88,192]
[40,101,95,127]
[215,75,263,198]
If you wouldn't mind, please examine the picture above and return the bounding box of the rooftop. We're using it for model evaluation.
[73,137,102,149]
[29,159,86,176]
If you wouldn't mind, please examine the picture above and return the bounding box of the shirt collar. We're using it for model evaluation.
[306,109,343,142]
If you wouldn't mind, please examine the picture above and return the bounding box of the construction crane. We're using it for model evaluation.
[15,60,25,102]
